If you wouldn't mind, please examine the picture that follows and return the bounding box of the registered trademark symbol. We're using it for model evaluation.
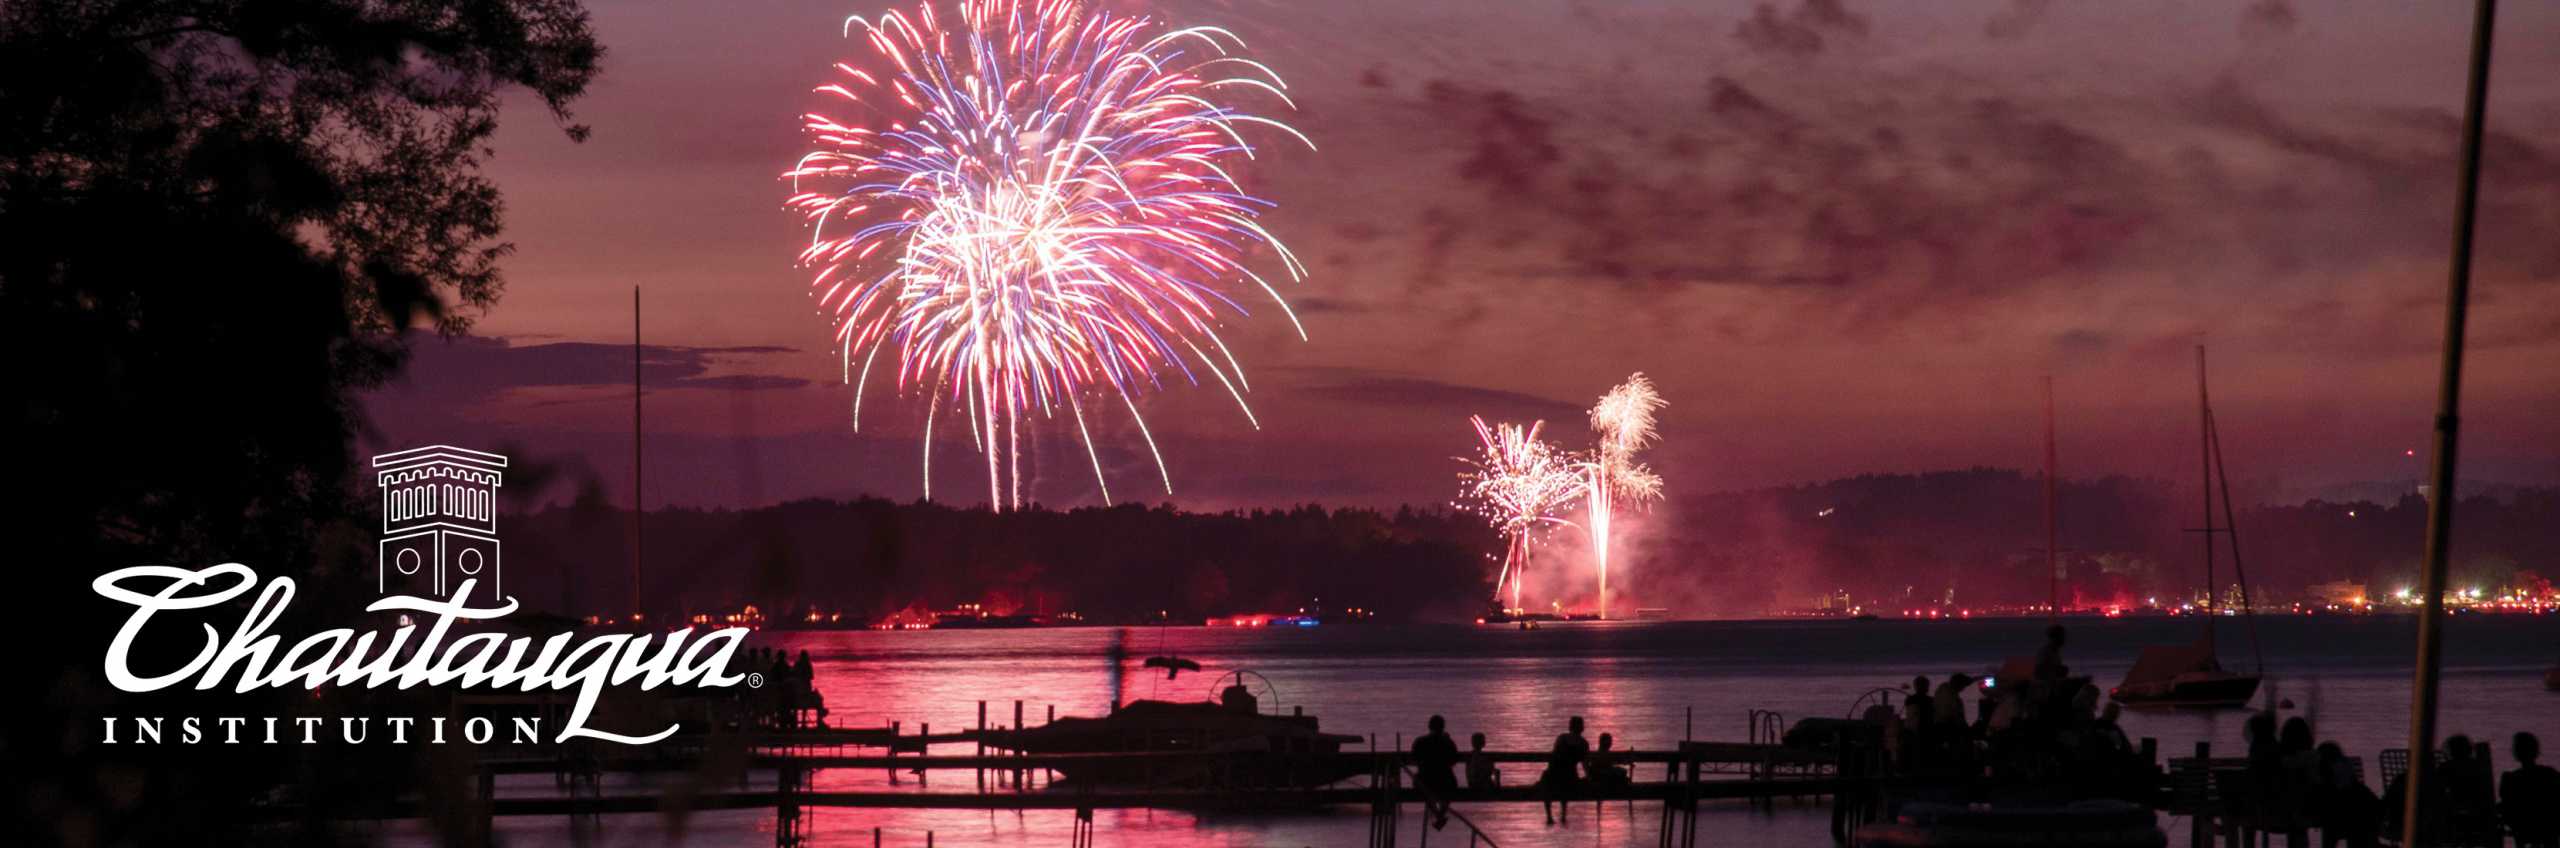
[746,673,765,689]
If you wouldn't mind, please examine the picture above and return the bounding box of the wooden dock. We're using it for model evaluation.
[361,695,1877,847]
[334,730,1864,848]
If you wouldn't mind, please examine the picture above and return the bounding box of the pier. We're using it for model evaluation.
[293,696,1874,848]
[280,693,2464,847]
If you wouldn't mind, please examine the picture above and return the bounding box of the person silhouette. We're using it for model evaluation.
[1904,676,1935,733]
[1932,673,1975,728]
[1412,715,1460,829]
[1589,732,1630,790]
[2034,624,2069,681]
[2505,732,2560,848]
[1540,716,1590,824]
[1467,732,1500,790]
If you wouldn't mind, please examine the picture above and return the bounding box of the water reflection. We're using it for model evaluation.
[452,616,2556,847]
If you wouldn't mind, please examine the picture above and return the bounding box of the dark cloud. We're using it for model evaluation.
[1289,296,1370,316]
[2190,77,2407,180]
[1408,71,2160,317]
[1421,80,1560,194]
[2052,328,2114,360]
[2180,76,2560,282]
[2240,0,2298,40]
[1706,76,1798,132]
[386,335,809,406]
[1293,368,1581,420]
[1984,0,2053,40]
[1732,0,1869,57]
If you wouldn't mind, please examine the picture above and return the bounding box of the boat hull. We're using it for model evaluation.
[2112,672,2260,709]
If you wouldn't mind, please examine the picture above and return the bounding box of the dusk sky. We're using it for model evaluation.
[363,0,2560,511]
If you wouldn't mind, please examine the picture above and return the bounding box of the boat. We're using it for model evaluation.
[971,670,1364,789]
[2113,347,2262,710]
[1476,602,1562,627]
[2112,640,2263,707]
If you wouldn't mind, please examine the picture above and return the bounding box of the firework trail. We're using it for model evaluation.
[1584,373,1665,619]
[1459,416,1585,613]
[785,0,1311,510]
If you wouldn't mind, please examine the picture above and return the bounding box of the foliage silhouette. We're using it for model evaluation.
[2,0,600,843]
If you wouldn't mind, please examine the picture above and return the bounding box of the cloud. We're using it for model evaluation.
[1413,72,2158,313]
[1421,79,1561,195]
[1984,0,2053,40]
[1292,368,1582,420]
[2240,1,2298,41]
[386,335,809,406]
[1732,0,1869,57]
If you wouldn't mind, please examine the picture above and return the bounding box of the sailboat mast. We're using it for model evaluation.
[2044,375,2059,619]
[633,286,645,621]
[2197,345,2216,650]
[2209,410,2266,674]
[2404,3,2496,841]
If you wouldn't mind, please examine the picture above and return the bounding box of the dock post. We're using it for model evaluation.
[474,764,496,848]
[775,759,803,848]
[1367,747,1401,848]
[2191,741,2210,848]
[1013,700,1026,789]
[977,701,987,792]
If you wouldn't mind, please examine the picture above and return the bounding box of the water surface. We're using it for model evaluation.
[425,615,2560,847]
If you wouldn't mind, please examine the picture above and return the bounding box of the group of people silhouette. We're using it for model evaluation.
[2368,730,2558,848]
[1408,714,1632,830]
[737,647,825,728]
[1860,625,2560,847]
[1869,628,2146,794]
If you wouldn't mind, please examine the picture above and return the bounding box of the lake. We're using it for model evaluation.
[430,614,2559,847]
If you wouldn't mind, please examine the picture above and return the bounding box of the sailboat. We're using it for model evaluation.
[2113,346,2264,709]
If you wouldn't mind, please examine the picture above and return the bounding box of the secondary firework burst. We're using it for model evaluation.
[785,0,1311,510]
[1458,416,1585,614]
[1584,373,1665,619]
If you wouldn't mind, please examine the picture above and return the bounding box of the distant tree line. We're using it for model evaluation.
[506,498,1499,623]
[502,469,2560,622]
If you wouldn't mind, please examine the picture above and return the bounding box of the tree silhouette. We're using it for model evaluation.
[2,1,600,842]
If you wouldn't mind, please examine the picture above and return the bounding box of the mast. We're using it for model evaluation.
[2404,2,2496,841]
[2197,345,2216,651]
[633,286,644,621]
[2044,375,2059,619]
[2208,410,2265,674]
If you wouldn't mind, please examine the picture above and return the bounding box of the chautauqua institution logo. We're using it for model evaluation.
[92,445,754,746]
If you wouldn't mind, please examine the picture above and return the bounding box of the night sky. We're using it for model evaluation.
[363,0,2560,511]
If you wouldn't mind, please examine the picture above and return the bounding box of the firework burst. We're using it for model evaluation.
[785,0,1311,509]
[1458,416,1585,613]
[1585,373,1665,619]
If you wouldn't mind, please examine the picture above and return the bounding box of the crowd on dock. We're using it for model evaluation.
[1862,626,2559,847]
[1403,713,1635,830]
[733,647,827,729]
